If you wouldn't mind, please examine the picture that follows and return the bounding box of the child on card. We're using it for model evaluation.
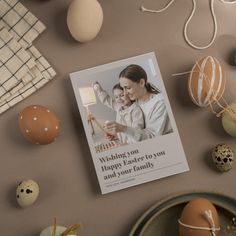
[93,81,144,144]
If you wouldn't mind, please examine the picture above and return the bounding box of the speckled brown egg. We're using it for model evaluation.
[179,198,220,236]
[212,144,234,172]
[19,105,60,145]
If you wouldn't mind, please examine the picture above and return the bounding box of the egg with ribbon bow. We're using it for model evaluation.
[40,222,81,236]
[179,198,220,236]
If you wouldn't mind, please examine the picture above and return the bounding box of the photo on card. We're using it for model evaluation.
[70,52,189,194]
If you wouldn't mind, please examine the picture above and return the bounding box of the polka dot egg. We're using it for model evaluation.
[16,179,39,207]
[19,105,60,145]
[212,144,234,172]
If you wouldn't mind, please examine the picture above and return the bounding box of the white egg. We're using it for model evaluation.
[67,0,103,42]
[222,102,236,137]
[16,180,39,207]
[40,226,76,236]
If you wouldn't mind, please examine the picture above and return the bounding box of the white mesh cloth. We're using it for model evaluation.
[0,0,56,114]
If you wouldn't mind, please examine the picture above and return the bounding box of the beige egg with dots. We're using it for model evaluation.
[16,179,39,207]
[19,105,60,145]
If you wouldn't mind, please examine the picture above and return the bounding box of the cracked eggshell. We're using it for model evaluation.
[16,180,39,207]
[67,0,103,42]
[18,105,60,145]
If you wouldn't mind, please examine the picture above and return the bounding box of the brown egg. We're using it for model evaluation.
[179,198,220,236]
[19,105,60,145]
[188,56,225,107]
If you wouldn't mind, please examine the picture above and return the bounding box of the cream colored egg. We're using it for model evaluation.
[40,226,77,236]
[67,0,103,42]
[222,102,236,137]
[16,180,39,207]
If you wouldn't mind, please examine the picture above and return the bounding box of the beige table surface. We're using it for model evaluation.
[1,0,236,235]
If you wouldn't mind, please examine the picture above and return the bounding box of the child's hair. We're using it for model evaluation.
[119,64,160,94]
[112,83,123,92]
[112,82,133,104]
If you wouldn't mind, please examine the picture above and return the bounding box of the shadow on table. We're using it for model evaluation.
[63,78,101,195]
[53,6,79,44]
[202,148,218,173]
[216,34,236,67]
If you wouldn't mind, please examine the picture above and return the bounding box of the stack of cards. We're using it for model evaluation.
[0,0,56,114]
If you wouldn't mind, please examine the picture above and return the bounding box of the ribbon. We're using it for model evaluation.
[140,0,236,50]
[178,209,220,236]
[51,218,82,236]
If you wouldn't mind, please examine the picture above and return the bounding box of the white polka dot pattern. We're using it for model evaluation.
[19,105,60,145]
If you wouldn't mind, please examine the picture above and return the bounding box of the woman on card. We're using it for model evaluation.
[105,64,172,142]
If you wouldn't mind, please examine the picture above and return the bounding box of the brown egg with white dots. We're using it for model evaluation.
[19,105,60,145]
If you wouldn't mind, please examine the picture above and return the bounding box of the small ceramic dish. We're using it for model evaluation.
[129,191,236,236]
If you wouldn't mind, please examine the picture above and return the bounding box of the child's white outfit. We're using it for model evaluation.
[95,89,144,144]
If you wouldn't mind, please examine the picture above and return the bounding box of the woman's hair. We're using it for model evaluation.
[119,64,159,94]
[112,83,123,92]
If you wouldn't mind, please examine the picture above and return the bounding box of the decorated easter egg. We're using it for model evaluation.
[67,0,103,42]
[179,198,220,236]
[40,226,68,236]
[19,105,60,145]
[40,225,80,236]
[16,180,39,207]
[212,144,234,172]
[188,56,225,107]
[222,102,236,137]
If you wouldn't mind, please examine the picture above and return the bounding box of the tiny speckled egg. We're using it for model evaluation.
[19,105,60,145]
[212,144,234,172]
[16,180,39,207]
[222,102,236,137]
[179,198,220,236]
[40,225,77,236]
